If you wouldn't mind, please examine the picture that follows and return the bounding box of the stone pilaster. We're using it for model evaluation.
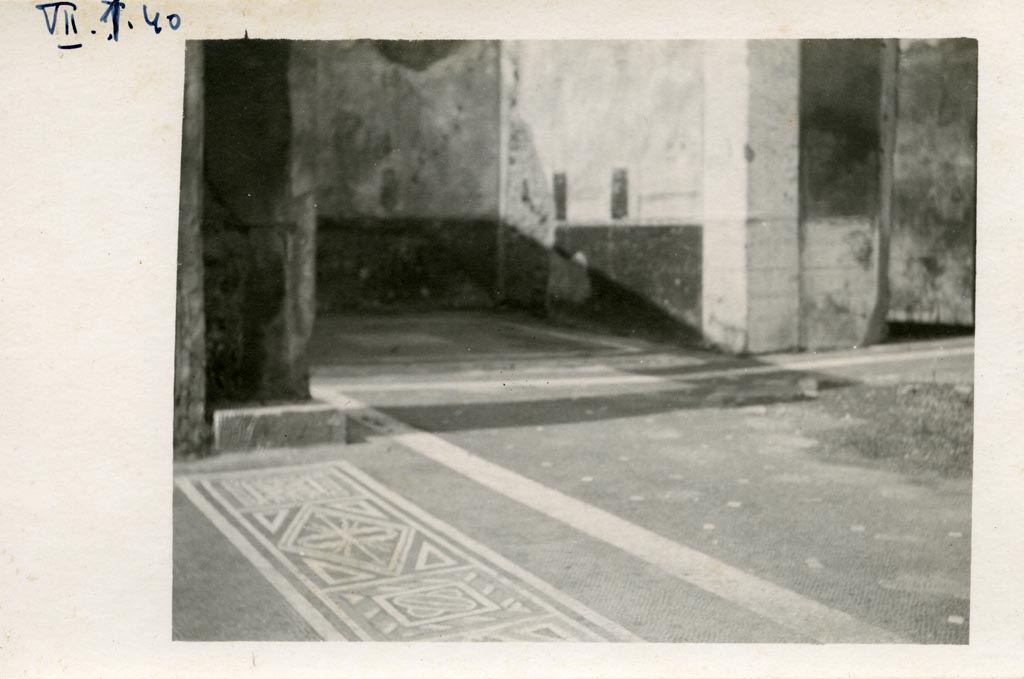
[701,40,801,353]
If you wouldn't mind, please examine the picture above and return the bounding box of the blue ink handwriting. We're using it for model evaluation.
[36,0,181,50]
[35,1,81,49]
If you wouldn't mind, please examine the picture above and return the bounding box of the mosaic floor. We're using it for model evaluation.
[176,461,638,641]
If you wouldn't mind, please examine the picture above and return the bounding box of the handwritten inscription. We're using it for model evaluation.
[36,0,181,50]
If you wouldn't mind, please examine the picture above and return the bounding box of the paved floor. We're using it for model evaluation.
[174,311,973,643]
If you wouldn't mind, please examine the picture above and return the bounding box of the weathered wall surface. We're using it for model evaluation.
[745,41,802,353]
[282,43,319,399]
[503,41,705,329]
[701,41,751,352]
[315,217,495,312]
[498,41,558,312]
[202,40,315,406]
[312,40,499,220]
[204,41,292,227]
[311,40,501,312]
[700,41,801,354]
[888,39,977,325]
[799,39,889,350]
[173,42,207,458]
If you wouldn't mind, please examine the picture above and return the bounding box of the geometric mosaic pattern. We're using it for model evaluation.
[177,461,637,641]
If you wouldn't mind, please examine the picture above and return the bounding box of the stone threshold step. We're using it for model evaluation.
[212,400,347,453]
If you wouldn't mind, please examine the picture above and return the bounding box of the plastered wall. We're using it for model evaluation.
[798,39,889,350]
[311,40,500,221]
[510,41,703,224]
[502,41,706,329]
[308,40,502,311]
[888,39,977,326]
[194,38,976,370]
[202,40,309,405]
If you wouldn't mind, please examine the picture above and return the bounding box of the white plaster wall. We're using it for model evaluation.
[701,41,751,352]
[745,40,801,352]
[512,41,704,224]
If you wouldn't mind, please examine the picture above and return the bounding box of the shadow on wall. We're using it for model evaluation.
[546,227,704,345]
[313,212,707,348]
[199,37,713,411]
[309,39,707,346]
[497,227,705,346]
[498,42,705,345]
[550,261,704,346]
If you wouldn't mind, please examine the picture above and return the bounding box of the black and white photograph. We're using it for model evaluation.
[170,37,977,644]
[10,0,1024,676]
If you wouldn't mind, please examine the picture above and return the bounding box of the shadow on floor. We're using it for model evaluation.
[358,371,854,435]
[885,322,974,343]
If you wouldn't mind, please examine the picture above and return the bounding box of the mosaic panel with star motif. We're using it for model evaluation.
[179,461,634,641]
